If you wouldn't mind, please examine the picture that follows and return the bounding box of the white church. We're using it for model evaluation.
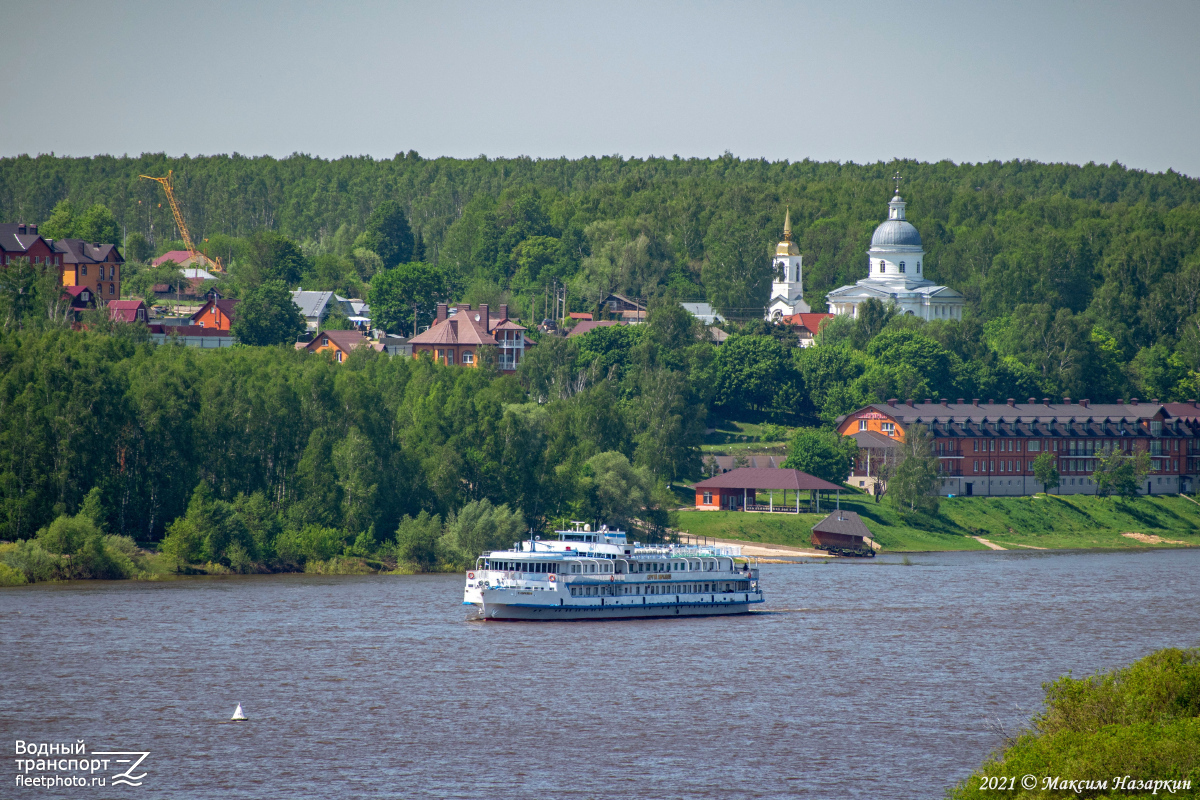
[766,208,810,320]
[825,187,964,321]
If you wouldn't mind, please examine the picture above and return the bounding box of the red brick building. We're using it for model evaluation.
[837,398,1198,496]
[408,303,531,373]
[0,223,60,269]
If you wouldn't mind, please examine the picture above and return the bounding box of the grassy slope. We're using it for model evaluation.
[675,494,1200,552]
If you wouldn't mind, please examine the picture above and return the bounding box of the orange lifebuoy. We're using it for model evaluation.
[610,575,615,582]
[467,572,475,580]
[549,574,556,583]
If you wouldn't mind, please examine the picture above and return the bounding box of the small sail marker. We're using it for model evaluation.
[231,704,246,721]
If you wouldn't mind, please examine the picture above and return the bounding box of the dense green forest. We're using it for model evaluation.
[1,153,1199,578]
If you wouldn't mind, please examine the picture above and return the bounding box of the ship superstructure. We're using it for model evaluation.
[463,524,763,620]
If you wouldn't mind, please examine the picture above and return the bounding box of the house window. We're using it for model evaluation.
[109,283,115,295]
[881,422,895,434]
[462,351,474,364]
[336,351,343,363]
[702,492,712,505]
[899,261,906,273]
[81,265,87,276]
[859,420,867,431]
[973,461,978,473]
[322,337,329,346]
[447,351,454,365]
[198,320,205,328]
[136,309,145,321]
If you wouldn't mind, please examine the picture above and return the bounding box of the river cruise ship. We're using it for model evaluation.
[463,524,763,620]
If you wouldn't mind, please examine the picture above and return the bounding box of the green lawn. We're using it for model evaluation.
[701,420,790,453]
[675,494,1200,552]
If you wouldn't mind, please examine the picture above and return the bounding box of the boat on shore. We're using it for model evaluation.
[463,523,764,620]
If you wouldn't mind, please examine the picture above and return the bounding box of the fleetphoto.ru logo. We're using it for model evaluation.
[13,740,150,789]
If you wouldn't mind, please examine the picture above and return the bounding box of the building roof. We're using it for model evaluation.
[292,290,336,319]
[0,224,48,253]
[568,320,623,338]
[54,239,123,265]
[603,293,645,310]
[307,329,374,351]
[779,312,833,334]
[708,326,730,344]
[108,300,146,322]
[681,302,725,323]
[812,510,872,538]
[152,250,216,268]
[182,267,216,280]
[190,298,238,323]
[693,467,843,492]
[870,218,922,247]
[848,430,899,450]
[568,312,593,320]
[840,399,1198,439]
[409,316,492,346]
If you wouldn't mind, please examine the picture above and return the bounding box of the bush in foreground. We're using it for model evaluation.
[950,647,1200,799]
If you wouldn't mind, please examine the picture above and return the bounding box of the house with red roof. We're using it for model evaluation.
[303,329,383,363]
[408,303,531,373]
[778,312,834,347]
[109,300,148,324]
[190,297,238,330]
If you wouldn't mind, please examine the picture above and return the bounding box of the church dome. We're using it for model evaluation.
[870,219,922,247]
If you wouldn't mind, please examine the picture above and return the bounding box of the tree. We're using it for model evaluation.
[358,200,414,269]
[783,427,857,484]
[394,511,442,571]
[1032,451,1061,494]
[242,231,306,288]
[578,451,652,527]
[231,280,306,346]
[367,261,450,335]
[889,424,940,514]
[125,232,152,263]
[701,213,771,320]
[40,199,77,240]
[76,203,120,245]
[1092,447,1152,500]
[443,499,525,561]
[712,334,801,417]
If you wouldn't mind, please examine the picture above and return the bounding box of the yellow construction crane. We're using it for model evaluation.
[138,170,224,272]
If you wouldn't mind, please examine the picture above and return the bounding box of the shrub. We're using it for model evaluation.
[2,539,59,582]
[275,525,343,565]
[950,647,1200,799]
[75,533,134,579]
[160,519,204,571]
[0,561,27,586]
[393,511,442,572]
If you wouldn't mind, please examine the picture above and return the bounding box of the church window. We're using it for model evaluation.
[916,262,921,272]
[879,260,886,273]
[899,261,906,273]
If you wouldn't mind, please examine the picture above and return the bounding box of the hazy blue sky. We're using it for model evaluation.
[3,1,1198,175]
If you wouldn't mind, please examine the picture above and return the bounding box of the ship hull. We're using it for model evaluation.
[468,594,764,621]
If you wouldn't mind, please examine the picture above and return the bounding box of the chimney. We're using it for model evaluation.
[499,304,508,321]
[923,398,932,405]
[1043,398,1051,405]
[1117,399,1124,405]
[1007,398,1015,407]
[1063,397,1071,405]
[1131,398,1139,406]
[972,398,980,407]
[479,303,489,332]
[29,224,37,234]
[987,398,994,405]
[940,398,949,406]
[436,303,447,323]
[956,398,964,405]
[906,398,915,407]
[887,398,898,408]
[1080,399,1089,408]
[17,223,26,234]
[1152,398,1160,404]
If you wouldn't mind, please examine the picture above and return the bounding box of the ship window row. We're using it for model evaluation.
[569,581,751,597]
[630,561,716,572]
[485,561,558,573]
[568,562,612,573]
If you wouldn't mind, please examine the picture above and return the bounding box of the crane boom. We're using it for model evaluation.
[138,170,223,272]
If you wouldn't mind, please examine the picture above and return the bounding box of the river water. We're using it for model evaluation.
[2,548,1198,799]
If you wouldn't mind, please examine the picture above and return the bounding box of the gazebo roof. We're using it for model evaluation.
[693,467,842,492]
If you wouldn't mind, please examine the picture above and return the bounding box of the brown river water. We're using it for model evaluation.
[3,548,1199,799]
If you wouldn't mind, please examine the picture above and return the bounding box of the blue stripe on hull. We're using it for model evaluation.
[469,597,765,621]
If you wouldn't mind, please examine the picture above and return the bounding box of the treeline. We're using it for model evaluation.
[3,153,1199,362]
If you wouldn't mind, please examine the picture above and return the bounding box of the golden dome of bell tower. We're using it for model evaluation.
[776,207,800,256]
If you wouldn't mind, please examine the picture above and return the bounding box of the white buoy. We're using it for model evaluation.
[231,704,246,721]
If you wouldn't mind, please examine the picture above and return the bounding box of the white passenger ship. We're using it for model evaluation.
[463,524,763,620]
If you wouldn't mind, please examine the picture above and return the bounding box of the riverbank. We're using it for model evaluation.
[676,494,1200,552]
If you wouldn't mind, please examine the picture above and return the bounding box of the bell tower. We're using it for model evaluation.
[767,207,809,319]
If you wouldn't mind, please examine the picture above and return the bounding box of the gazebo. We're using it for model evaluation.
[692,467,844,514]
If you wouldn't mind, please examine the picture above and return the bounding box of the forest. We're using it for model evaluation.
[0,153,1198,579]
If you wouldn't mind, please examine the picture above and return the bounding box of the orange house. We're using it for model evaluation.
[190,298,238,330]
[303,330,383,363]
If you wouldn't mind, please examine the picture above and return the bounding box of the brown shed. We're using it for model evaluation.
[811,511,877,557]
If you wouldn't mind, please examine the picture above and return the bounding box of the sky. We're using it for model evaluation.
[2,0,1199,176]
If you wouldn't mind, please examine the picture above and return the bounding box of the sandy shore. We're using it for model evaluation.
[709,538,832,558]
